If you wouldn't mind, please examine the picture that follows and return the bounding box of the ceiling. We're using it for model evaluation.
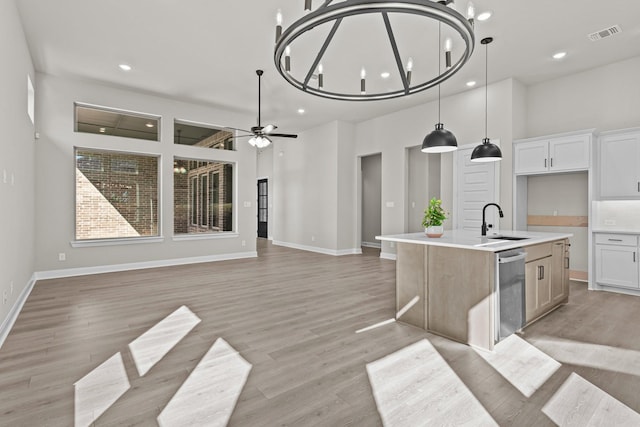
[15,0,640,134]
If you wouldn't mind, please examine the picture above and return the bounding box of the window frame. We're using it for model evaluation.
[72,146,162,246]
[173,156,237,239]
[74,102,162,142]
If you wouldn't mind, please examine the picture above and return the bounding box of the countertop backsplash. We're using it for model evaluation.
[592,200,640,232]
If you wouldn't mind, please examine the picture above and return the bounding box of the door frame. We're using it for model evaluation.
[452,141,501,231]
[257,177,268,239]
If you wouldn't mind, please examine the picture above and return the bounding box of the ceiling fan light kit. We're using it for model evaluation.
[471,36,502,162]
[273,0,476,101]
[228,70,298,148]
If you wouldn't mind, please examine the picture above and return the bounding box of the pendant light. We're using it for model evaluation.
[422,21,458,154]
[471,37,502,162]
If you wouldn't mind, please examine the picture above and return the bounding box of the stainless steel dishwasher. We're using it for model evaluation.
[496,248,527,342]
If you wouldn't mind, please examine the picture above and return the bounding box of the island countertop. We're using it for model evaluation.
[376,229,573,252]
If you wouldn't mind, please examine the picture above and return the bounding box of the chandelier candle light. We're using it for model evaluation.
[274,0,476,101]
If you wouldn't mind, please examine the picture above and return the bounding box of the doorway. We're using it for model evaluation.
[257,178,268,239]
[361,154,382,248]
[407,146,441,232]
[454,143,500,232]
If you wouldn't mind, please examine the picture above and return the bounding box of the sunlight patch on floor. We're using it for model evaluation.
[542,372,640,426]
[529,335,640,377]
[356,318,396,334]
[74,352,130,427]
[157,338,252,427]
[367,339,497,426]
[474,334,560,397]
[128,305,201,376]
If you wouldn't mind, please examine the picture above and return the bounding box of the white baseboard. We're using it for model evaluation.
[362,241,381,249]
[34,251,258,281]
[273,241,362,256]
[0,274,37,350]
[380,252,397,260]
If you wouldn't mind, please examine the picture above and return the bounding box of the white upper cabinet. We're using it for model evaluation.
[599,130,640,198]
[514,132,591,175]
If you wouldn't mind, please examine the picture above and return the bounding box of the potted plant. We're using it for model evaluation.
[422,197,447,238]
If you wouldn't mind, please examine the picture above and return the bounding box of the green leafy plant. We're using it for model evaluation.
[421,197,447,228]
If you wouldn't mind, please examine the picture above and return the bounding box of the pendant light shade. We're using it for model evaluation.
[471,137,502,161]
[422,21,458,154]
[471,37,502,162]
[422,123,458,153]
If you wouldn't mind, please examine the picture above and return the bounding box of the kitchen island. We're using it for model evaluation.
[377,230,572,351]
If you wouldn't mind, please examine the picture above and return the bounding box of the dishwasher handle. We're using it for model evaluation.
[498,252,527,264]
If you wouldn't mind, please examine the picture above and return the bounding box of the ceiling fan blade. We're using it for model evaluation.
[269,133,298,138]
[224,126,252,133]
[230,134,255,139]
[263,124,278,133]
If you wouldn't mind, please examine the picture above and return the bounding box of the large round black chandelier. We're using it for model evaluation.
[273,0,476,101]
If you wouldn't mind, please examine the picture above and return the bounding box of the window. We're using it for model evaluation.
[174,120,234,151]
[75,149,159,240]
[174,158,233,234]
[75,103,160,141]
[27,75,35,125]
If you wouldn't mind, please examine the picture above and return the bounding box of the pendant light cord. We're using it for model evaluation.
[438,22,442,123]
[485,41,488,141]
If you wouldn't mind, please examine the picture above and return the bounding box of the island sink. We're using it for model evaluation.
[487,235,530,241]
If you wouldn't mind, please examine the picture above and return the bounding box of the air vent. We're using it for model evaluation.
[588,25,621,41]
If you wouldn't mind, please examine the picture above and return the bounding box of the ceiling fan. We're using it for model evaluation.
[228,69,298,148]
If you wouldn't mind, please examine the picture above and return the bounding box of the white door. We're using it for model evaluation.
[454,144,500,233]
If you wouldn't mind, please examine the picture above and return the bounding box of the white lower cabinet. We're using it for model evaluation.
[595,233,639,289]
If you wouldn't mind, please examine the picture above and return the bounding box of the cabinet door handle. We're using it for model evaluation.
[637,182,639,193]
[565,257,570,269]
[550,158,553,167]
[544,158,547,168]
[634,252,637,263]
[538,265,545,280]
[608,238,623,242]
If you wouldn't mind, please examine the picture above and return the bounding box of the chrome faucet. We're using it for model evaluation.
[482,203,504,236]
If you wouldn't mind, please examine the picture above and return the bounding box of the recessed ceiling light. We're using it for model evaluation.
[99,127,106,133]
[297,108,305,114]
[119,64,132,71]
[466,81,476,87]
[552,51,567,60]
[145,123,154,128]
[477,11,492,21]
[380,71,391,79]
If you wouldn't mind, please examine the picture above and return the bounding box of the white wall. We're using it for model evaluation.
[272,120,359,254]
[407,147,440,233]
[527,56,640,136]
[273,121,339,250]
[361,154,382,245]
[0,0,36,340]
[34,74,257,272]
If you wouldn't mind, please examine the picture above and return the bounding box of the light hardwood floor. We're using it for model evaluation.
[1,239,640,426]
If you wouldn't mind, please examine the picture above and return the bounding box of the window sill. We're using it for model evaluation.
[173,232,239,242]
[71,236,164,248]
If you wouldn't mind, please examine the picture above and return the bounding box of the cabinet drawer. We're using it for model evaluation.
[525,243,552,262]
[595,234,638,246]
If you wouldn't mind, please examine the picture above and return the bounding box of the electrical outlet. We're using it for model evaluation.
[604,219,616,225]
[10,281,13,295]
[311,235,316,242]
[58,252,66,261]
[390,242,395,248]
[2,291,7,305]
[2,169,6,184]
[241,240,246,247]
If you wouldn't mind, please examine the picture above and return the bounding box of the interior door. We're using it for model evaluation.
[257,178,268,239]
[455,144,499,232]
